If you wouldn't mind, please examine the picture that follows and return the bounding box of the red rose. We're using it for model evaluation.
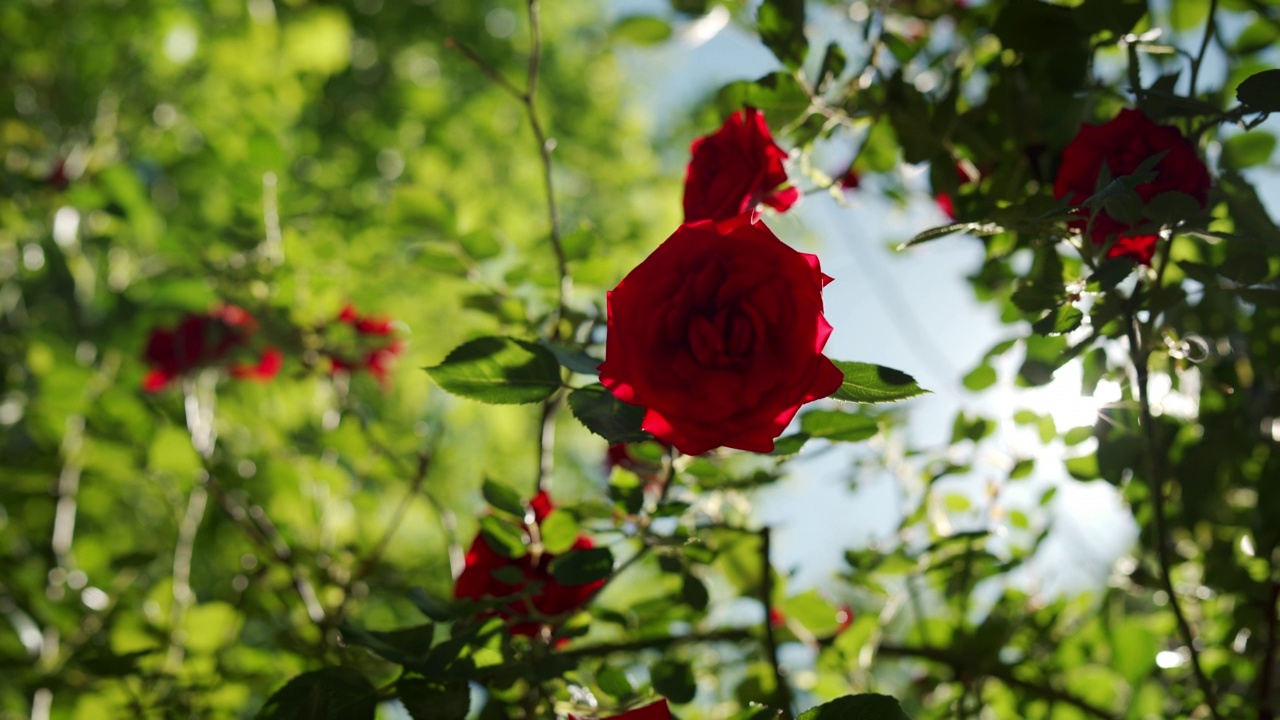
[453,492,605,638]
[142,305,281,391]
[933,161,986,221]
[324,304,404,384]
[571,700,672,720]
[1053,108,1210,264]
[683,108,798,223]
[838,165,861,192]
[598,214,844,456]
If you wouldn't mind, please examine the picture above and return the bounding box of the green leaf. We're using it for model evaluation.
[398,679,469,720]
[541,342,603,375]
[567,384,649,444]
[597,666,636,700]
[1237,69,1280,113]
[797,693,913,720]
[539,509,580,555]
[257,668,377,720]
[757,0,807,69]
[651,659,697,704]
[479,515,528,559]
[482,478,526,517]
[407,588,454,622]
[612,16,673,45]
[548,546,613,585]
[1088,257,1136,290]
[817,42,847,92]
[1220,132,1276,169]
[899,221,1005,249]
[1032,306,1083,336]
[993,0,1083,53]
[339,623,434,666]
[681,573,710,611]
[798,409,879,442]
[962,364,997,392]
[829,361,928,404]
[426,336,562,405]
[770,433,810,456]
[717,72,811,128]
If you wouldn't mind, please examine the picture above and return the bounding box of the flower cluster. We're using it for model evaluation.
[142,303,402,391]
[1054,108,1210,264]
[600,108,842,456]
[453,492,605,639]
[141,305,282,392]
[323,304,404,384]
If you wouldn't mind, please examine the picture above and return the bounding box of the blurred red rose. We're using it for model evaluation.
[838,165,861,192]
[142,305,281,391]
[325,304,403,384]
[683,108,798,223]
[454,491,605,638]
[1053,108,1210,264]
[934,161,986,221]
[599,214,843,455]
[606,441,670,483]
[571,700,672,720]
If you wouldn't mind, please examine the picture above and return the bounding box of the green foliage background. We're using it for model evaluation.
[2,0,1280,718]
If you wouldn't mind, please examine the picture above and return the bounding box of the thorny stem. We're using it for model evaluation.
[1123,292,1223,720]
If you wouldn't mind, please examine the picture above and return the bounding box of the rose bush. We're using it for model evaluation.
[142,305,282,391]
[683,107,798,223]
[1053,108,1211,263]
[599,213,844,455]
[453,492,605,638]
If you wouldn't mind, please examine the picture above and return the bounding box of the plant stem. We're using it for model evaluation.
[1189,0,1219,98]
[1123,295,1222,720]
[351,447,436,584]
[760,527,793,717]
[558,628,756,660]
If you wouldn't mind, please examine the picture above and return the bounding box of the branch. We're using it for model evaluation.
[558,628,755,660]
[1188,0,1219,98]
[1123,293,1223,720]
[877,644,1118,720]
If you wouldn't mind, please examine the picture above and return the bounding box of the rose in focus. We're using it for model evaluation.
[599,214,843,455]
[142,305,282,391]
[683,107,797,223]
[454,492,604,638]
[1053,108,1210,264]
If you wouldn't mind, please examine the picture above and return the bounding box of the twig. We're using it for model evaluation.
[164,481,207,674]
[359,428,463,579]
[877,644,1118,720]
[1188,0,1219,98]
[352,448,436,584]
[558,628,755,660]
[1124,294,1222,720]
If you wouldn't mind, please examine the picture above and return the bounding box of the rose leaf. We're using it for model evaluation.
[829,361,929,404]
[426,336,561,405]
